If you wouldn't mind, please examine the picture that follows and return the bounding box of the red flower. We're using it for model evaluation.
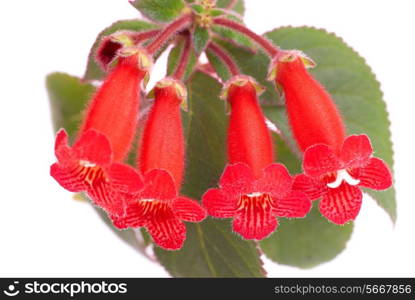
[293,134,392,224]
[50,129,143,216]
[112,78,206,250]
[203,163,311,240]
[271,50,346,153]
[80,51,152,162]
[112,169,206,250]
[203,76,311,240]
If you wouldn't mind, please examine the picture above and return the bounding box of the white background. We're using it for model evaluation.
[0,0,414,277]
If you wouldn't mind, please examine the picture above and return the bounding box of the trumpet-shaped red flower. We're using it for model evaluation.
[112,169,206,250]
[293,134,392,224]
[112,78,206,250]
[51,129,143,216]
[203,163,311,240]
[51,48,151,215]
[203,76,311,240]
[271,50,346,153]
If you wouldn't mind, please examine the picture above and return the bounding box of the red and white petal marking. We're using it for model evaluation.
[319,183,363,225]
[232,193,277,240]
[145,214,186,250]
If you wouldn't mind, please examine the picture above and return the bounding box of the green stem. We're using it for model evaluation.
[207,41,240,76]
[172,34,192,80]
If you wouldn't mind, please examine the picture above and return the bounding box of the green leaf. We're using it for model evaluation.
[130,0,186,23]
[46,72,151,256]
[166,38,198,81]
[260,203,354,269]
[46,73,94,140]
[193,26,210,54]
[154,72,265,277]
[83,19,158,81]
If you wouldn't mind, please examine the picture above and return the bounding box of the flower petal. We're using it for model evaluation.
[303,144,341,178]
[50,162,88,192]
[202,188,237,218]
[140,169,177,200]
[219,163,255,194]
[87,181,126,216]
[232,202,278,240]
[340,134,373,168]
[319,183,362,225]
[54,129,72,163]
[107,163,144,194]
[353,157,392,190]
[172,197,206,222]
[110,200,146,229]
[73,129,112,165]
[256,163,293,198]
[146,216,186,250]
[292,174,326,200]
[273,191,311,218]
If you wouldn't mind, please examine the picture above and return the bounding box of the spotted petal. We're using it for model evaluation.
[319,183,363,225]
[50,162,88,192]
[303,144,341,178]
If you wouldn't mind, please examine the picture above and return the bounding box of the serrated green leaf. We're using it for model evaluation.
[83,19,158,81]
[193,26,210,54]
[260,203,354,269]
[130,0,186,23]
[46,73,94,140]
[154,72,265,277]
[46,72,150,256]
[167,38,198,81]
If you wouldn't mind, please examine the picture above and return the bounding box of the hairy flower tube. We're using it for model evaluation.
[202,76,311,240]
[272,51,392,224]
[51,48,152,216]
[112,78,206,250]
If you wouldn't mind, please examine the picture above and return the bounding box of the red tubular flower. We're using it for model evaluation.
[202,76,311,240]
[293,135,392,224]
[80,48,152,162]
[51,47,152,215]
[271,50,346,153]
[271,51,392,224]
[138,78,187,188]
[112,78,206,250]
